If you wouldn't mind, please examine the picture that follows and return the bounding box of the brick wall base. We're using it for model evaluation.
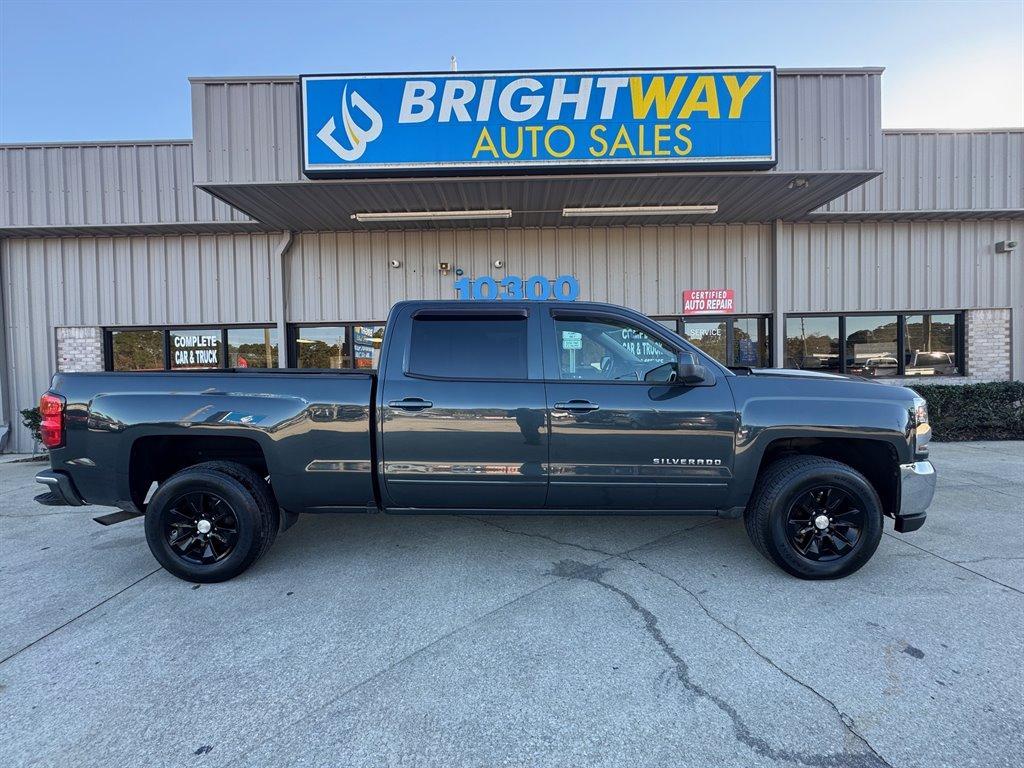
[56,327,104,373]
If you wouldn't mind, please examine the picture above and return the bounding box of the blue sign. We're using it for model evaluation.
[453,275,579,301]
[301,68,776,176]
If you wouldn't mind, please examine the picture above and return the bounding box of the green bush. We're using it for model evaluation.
[20,406,42,445]
[911,381,1024,441]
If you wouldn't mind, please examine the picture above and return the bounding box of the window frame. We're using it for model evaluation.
[103,323,279,372]
[651,314,773,368]
[783,310,965,377]
[288,321,386,370]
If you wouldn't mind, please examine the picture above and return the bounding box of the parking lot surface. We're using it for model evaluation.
[1,441,1022,768]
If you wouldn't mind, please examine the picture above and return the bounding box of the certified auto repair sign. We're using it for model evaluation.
[683,289,735,315]
[301,67,776,176]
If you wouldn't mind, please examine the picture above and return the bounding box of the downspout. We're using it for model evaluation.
[272,230,295,369]
[0,240,10,450]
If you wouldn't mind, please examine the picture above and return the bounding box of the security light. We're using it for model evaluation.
[352,209,513,223]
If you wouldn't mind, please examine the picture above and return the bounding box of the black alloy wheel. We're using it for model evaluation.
[784,485,866,562]
[163,491,239,565]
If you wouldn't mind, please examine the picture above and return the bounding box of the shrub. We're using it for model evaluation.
[910,381,1024,441]
[20,406,42,445]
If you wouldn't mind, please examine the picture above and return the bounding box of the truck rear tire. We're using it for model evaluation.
[144,465,277,583]
[744,455,884,580]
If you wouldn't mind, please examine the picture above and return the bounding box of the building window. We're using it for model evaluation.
[110,329,165,371]
[289,322,386,369]
[785,312,963,377]
[294,326,349,368]
[169,329,224,370]
[105,325,278,371]
[654,315,772,368]
[228,327,279,368]
[845,315,898,378]
[785,316,841,372]
[904,314,959,376]
[408,315,528,379]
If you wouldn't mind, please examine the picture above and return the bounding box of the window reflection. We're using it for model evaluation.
[228,328,278,368]
[295,326,349,368]
[905,314,958,376]
[682,320,727,364]
[785,317,840,372]
[353,325,385,369]
[733,317,769,368]
[845,315,898,378]
[111,330,164,371]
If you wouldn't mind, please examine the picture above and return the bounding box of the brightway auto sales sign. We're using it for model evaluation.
[300,67,776,176]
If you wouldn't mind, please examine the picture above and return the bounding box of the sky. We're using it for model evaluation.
[1,0,1022,143]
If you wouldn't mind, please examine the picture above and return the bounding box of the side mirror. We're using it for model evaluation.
[677,351,711,386]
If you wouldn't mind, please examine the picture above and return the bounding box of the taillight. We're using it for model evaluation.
[39,392,65,449]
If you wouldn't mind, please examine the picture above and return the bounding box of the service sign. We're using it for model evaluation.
[683,289,734,315]
[301,67,776,176]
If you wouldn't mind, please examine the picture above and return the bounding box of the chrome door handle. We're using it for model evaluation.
[387,398,433,411]
[553,400,599,412]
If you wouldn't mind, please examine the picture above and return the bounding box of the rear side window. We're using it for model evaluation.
[408,316,528,379]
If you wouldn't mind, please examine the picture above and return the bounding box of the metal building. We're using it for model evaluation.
[1,66,1022,452]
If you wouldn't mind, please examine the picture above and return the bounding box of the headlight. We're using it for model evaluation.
[912,396,929,427]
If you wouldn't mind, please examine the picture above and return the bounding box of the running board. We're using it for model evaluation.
[93,510,144,526]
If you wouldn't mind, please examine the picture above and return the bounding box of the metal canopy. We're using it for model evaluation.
[199,170,879,231]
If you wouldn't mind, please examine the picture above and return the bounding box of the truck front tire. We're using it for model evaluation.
[144,463,278,583]
[744,456,884,580]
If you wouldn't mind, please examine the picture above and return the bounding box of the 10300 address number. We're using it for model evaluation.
[453,274,580,301]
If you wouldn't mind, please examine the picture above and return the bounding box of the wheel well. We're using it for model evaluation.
[754,438,900,517]
[128,435,268,510]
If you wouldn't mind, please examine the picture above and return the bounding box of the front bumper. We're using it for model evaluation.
[34,469,85,507]
[895,460,935,532]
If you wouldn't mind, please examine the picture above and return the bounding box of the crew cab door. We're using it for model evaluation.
[378,305,548,510]
[542,308,735,511]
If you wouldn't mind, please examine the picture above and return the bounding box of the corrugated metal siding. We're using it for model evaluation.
[191,71,882,185]
[820,131,1024,214]
[1,232,279,452]
[0,142,255,230]
[776,220,1023,312]
[775,71,882,172]
[286,224,773,322]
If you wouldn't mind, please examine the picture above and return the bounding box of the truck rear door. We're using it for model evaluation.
[378,305,548,510]
[541,307,736,512]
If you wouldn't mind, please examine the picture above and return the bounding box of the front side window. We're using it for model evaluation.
[228,328,279,368]
[785,316,840,372]
[295,326,349,368]
[905,314,958,376]
[845,315,898,378]
[111,330,164,371]
[554,316,675,381]
[408,316,528,379]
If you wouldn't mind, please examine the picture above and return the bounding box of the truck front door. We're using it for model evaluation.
[379,306,548,510]
[542,308,736,512]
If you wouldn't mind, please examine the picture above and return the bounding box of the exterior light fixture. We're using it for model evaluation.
[561,205,718,218]
[352,209,513,223]
[788,178,809,190]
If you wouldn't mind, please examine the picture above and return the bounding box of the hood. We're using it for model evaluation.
[748,368,865,382]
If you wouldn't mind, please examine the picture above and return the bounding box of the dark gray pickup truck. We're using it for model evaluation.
[35,300,935,582]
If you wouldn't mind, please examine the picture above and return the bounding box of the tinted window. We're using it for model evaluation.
[111,330,164,371]
[228,328,279,368]
[169,329,223,370]
[845,315,898,378]
[733,317,769,367]
[553,317,675,381]
[408,316,528,379]
[905,314,958,376]
[353,324,386,369]
[295,326,349,368]
[785,316,840,372]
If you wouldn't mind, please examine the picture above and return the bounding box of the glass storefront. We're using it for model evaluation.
[786,312,962,377]
[110,329,165,371]
[294,326,349,368]
[106,326,279,371]
[228,328,279,368]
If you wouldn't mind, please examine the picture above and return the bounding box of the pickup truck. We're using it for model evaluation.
[35,300,936,583]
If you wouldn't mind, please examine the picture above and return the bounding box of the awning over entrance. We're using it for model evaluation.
[200,169,879,231]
